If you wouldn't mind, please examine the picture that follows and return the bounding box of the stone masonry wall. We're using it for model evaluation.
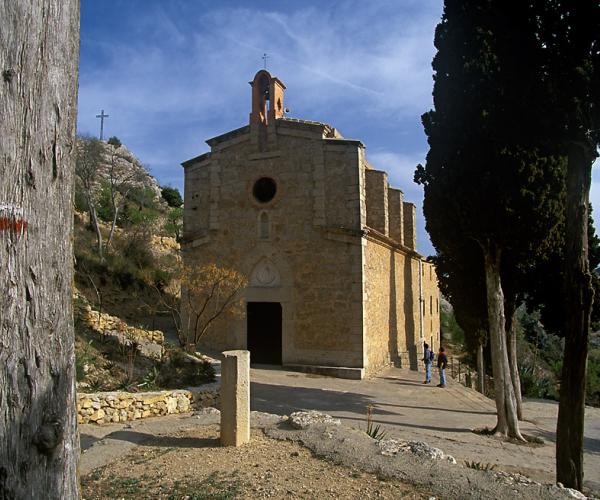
[363,237,440,375]
[182,116,440,376]
[403,202,416,251]
[77,386,219,425]
[363,239,397,373]
[183,121,365,369]
[365,170,389,236]
[422,261,441,352]
[388,188,404,245]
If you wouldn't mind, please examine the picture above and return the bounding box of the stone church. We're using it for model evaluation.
[181,70,440,379]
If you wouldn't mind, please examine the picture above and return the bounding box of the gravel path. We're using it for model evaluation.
[79,366,600,498]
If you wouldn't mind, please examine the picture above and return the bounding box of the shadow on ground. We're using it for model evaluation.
[81,430,220,450]
[250,380,391,417]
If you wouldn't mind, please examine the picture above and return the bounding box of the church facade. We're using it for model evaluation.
[181,70,440,379]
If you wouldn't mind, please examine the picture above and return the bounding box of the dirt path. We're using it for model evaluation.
[80,411,588,499]
[82,424,429,499]
[79,366,600,498]
[249,366,600,493]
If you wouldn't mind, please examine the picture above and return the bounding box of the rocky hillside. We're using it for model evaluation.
[73,138,208,393]
[77,136,164,203]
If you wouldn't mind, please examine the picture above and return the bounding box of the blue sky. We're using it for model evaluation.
[77,1,600,257]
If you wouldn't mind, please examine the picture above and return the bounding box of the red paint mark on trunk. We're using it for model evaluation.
[0,203,28,236]
[0,217,28,232]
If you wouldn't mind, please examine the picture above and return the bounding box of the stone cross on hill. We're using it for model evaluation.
[96,109,109,140]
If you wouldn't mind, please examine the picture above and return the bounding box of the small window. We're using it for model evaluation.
[430,296,433,315]
[259,211,270,239]
[253,177,277,203]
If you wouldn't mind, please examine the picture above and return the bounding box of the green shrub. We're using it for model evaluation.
[157,351,216,388]
[464,461,496,471]
[440,307,465,345]
[519,363,556,399]
[107,136,122,148]
[161,186,183,208]
[96,182,114,223]
[587,350,600,407]
[164,207,183,240]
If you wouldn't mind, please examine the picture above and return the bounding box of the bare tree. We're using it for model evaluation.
[76,137,105,257]
[105,146,144,248]
[154,263,247,350]
[0,1,80,497]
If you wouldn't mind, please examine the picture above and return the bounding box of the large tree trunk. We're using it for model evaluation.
[505,297,523,421]
[556,141,596,490]
[0,1,80,498]
[482,245,525,440]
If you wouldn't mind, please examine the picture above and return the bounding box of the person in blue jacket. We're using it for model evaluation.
[423,342,433,384]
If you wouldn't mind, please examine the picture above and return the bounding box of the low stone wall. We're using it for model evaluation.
[80,304,165,344]
[77,385,219,425]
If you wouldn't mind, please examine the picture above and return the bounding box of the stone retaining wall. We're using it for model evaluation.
[77,385,219,425]
[80,304,165,344]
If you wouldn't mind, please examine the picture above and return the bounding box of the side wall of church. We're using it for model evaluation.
[363,239,427,374]
[421,261,441,353]
[361,234,441,375]
[182,123,367,369]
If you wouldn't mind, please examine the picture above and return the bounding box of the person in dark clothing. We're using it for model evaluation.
[423,342,433,384]
[437,346,448,388]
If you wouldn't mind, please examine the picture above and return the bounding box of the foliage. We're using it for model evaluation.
[157,356,215,388]
[587,349,600,407]
[415,1,567,440]
[75,135,105,255]
[137,366,160,390]
[519,364,555,400]
[161,185,183,208]
[434,246,487,355]
[515,308,600,407]
[524,205,600,336]
[440,306,465,346]
[75,340,95,382]
[107,136,121,148]
[164,207,183,241]
[82,469,244,500]
[464,461,496,472]
[95,182,114,223]
[365,405,387,441]
[128,186,159,211]
[535,1,600,488]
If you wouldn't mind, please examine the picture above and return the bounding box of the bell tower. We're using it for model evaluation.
[249,70,286,125]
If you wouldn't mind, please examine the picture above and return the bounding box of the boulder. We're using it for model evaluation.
[289,411,341,430]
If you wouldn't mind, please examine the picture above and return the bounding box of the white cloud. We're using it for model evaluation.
[76,0,440,255]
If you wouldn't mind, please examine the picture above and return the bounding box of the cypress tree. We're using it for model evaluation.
[416,0,565,439]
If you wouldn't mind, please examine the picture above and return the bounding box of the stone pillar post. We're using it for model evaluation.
[220,350,250,447]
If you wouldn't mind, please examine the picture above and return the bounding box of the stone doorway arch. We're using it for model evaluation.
[246,301,282,364]
[243,255,293,365]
